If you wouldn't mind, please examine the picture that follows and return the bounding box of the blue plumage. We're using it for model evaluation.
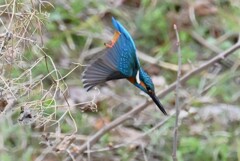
[82,17,167,115]
[111,17,139,77]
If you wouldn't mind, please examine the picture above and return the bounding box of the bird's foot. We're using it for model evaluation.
[104,31,120,48]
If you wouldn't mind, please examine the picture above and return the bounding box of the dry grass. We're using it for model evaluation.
[0,1,98,159]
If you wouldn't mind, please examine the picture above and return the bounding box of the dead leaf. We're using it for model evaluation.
[94,117,110,130]
[0,98,8,112]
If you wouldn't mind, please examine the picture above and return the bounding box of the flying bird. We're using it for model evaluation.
[82,17,167,115]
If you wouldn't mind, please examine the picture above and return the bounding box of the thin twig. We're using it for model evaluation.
[172,24,181,161]
[71,34,240,160]
[137,50,186,72]
[190,31,222,54]
[141,143,149,161]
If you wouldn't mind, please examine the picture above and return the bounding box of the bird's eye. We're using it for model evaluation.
[146,86,152,92]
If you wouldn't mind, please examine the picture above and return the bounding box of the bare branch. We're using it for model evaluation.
[190,31,222,53]
[172,24,181,161]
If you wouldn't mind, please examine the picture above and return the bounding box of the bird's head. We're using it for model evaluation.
[135,69,154,94]
[133,68,167,115]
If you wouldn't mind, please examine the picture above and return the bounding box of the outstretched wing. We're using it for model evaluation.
[82,17,140,91]
[82,49,126,91]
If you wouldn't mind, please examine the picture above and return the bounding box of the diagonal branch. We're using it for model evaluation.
[73,34,240,159]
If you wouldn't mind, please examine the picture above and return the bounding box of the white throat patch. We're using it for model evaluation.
[136,70,140,84]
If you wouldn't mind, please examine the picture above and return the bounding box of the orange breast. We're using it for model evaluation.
[127,77,136,84]
[127,77,147,90]
[140,81,146,89]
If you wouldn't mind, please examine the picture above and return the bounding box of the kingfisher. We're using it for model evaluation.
[82,17,167,115]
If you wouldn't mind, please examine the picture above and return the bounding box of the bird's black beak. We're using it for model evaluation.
[149,92,167,115]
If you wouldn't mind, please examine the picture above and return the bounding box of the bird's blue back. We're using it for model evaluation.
[112,18,155,92]
[111,17,140,77]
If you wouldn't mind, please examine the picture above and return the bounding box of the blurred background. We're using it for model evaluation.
[0,0,240,160]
